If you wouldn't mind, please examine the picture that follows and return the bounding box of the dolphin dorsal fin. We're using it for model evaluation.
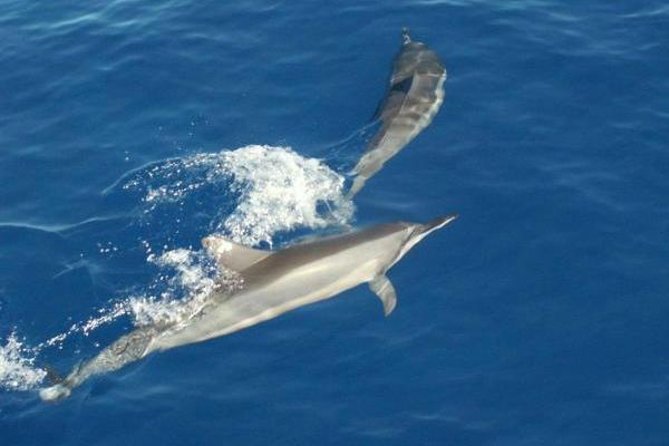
[202,235,272,272]
[369,274,397,316]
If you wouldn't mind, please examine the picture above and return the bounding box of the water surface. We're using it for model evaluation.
[1,1,668,445]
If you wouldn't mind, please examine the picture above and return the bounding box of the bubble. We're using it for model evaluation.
[0,332,46,391]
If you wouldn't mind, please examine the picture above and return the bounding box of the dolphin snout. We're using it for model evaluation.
[423,214,458,232]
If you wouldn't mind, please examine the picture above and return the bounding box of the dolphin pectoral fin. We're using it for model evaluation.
[39,383,72,402]
[202,235,272,272]
[369,274,397,316]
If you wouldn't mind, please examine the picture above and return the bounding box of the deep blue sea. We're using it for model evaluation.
[1,1,668,445]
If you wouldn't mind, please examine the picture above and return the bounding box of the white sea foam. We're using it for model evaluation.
[125,248,239,328]
[1,144,353,392]
[124,144,354,246]
[0,305,136,391]
[216,145,353,246]
[37,301,130,351]
[121,145,352,331]
[0,333,46,391]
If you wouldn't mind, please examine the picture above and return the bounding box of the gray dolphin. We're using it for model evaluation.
[349,29,446,198]
[39,215,457,401]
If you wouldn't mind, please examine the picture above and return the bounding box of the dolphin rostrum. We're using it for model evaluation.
[39,215,457,401]
[349,29,446,197]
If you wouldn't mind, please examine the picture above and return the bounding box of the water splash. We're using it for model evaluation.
[125,248,241,329]
[123,144,353,246]
[0,144,354,392]
[0,333,46,391]
[217,145,353,246]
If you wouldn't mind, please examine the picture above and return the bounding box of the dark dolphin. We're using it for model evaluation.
[349,29,447,197]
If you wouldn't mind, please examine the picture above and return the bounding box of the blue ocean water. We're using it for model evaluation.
[1,0,668,444]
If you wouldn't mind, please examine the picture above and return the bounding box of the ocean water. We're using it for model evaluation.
[1,0,668,444]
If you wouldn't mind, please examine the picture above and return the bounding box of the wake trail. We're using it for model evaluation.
[0,144,354,392]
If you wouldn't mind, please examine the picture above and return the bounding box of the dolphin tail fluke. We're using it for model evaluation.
[38,363,72,402]
[39,383,72,402]
[39,326,159,402]
[39,361,83,402]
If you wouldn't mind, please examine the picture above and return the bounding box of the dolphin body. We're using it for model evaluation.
[39,215,457,401]
[349,29,446,198]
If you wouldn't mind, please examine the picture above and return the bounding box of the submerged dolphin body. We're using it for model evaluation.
[349,29,446,197]
[39,215,457,401]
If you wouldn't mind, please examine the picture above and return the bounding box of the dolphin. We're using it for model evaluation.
[39,215,457,401]
[349,29,447,198]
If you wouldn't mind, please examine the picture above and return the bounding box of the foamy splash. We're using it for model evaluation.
[218,145,353,246]
[126,248,241,329]
[0,144,354,392]
[124,144,353,246]
[0,333,46,391]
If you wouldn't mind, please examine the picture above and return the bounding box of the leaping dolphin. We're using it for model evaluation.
[39,215,457,401]
[349,29,447,197]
